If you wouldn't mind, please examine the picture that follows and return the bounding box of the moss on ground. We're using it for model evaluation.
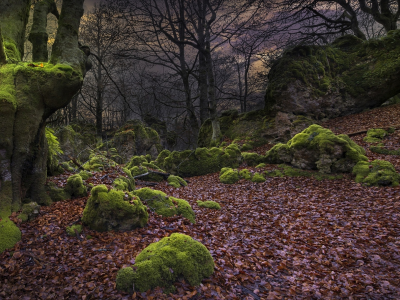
[83,152,117,171]
[197,200,221,210]
[66,224,82,237]
[239,169,252,180]
[370,146,400,156]
[64,174,87,198]
[353,160,400,186]
[46,182,70,202]
[251,172,266,183]
[363,128,389,143]
[242,152,264,166]
[219,168,240,184]
[167,175,187,188]
[116,233,214,293]
[0,218,21,253]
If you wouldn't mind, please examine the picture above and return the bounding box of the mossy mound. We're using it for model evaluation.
[167,175,187,188]
[239,169,252,180]
[242,152,264,166]
[125,155,167,182]
[64,174,87,198]
[219,168,240,184]
[66,224,82,237]
[353,160,400,186]
[78,170,92,180]
[363,128,389,143]
[251,172,266,183]
[197,200,221,210]
[370,146,400,156]
[112,176,135,191]
[265,30,400,119]
[265,164,343,180]
[116,233,214,293]
[134,188,195,223]
[83,152,118,171]
[46,182,70,202]
[156,144,242,177]
[82,185,148,232]
[109,120,163,163]
[17,202,40,222]
[265,125,367,173]
[256,163,266,168]
[0,218,21,253]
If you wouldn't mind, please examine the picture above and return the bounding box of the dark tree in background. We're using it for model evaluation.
[0,0,89,217]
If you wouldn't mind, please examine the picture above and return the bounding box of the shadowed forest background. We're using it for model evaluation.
[0,0,400,299]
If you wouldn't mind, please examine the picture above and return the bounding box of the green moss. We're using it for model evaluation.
[256,163,266,168]
[83,153,117,171]
[370,146,400,156]
[239,169,252,180]
[240,143,253,151]
[66,224,82,237]
[242,152,263,166]
[78,170,92,180]
[17,202,40,222]
[219,168,239,184]
[46,182,70,202]
[82,185,148,232]
[113,176,135,191]
[363,129,388,143]
[134,188,195,223]
[64,174,87,198]
[116,233,214,293]
[197,200,221,210]
[0,218,21,253]
[352,160,400,186]
[167,175,187,188]
[251,172,266,183]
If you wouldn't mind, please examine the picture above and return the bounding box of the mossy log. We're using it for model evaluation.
[0,0,89,217]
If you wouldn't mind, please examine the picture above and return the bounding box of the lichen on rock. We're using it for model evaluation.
[82,185,148,232]
[116,233,214,293]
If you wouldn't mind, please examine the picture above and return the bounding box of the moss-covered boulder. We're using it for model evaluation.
[46,182,70,202]
[82,185,148,232]
[265,125,367,173]
[116,233,214,293]
[156,144,242,177]
[197,200,221,210]
[109,120,162,163]
[78,170,92,180]
[17,202,40,222]
[252,172,266,183]
[363,128,389,143]
[112,176,135,191]
[64,174,87,198]
[0,218,21,253]
[353,160,400,186]
[265,30,400,120]
[167,175,187,188]
[239,169,252,180]
[219,168,240,184]
[242,152,264,166]
[134,188,195,223]
[125,155,166,182]
[82,152,117,171]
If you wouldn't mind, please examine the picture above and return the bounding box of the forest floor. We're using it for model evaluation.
[1,104,400,299]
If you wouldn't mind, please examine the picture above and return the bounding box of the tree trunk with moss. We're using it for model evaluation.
[0,0,89,217]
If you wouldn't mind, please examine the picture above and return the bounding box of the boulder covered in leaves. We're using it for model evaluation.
[116,233,214,293]
[82,185,148,232]
[265,125,367,173]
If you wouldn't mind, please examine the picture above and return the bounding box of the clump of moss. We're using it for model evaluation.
[239,169,252,180]
[66,224,82,237]
[0,218,21,253]
[64,174,87,198]
[167,175,187,188]
[197,200,221,210]
[134,188,195,223]
[265,125,367,173]
[353,160,400,186]
[83,152,117,171]
[46,182,70,202]
[219,168,240,184]
[242,152,264,166]
[112,176,135,191]
[17,202,40,222]
[82,185,148,232]
[252,172,266,183]
[370,146,400,156]
[156,144,242,177]
[125,155,166,182]
[78,170,92,180]
[240,143,253,151]
[363,128,389,143]
[256,163,266,168]
[116,233,214,293]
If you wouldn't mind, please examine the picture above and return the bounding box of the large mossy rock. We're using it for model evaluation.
[82,152,118,171]
[155,144,242,177]
[82,185,148,232]
[64,174,87,198]
[108,120,162,163]
[116,233,214,293]
[124,155,166,182]
[353,160,400,186]
[265,31,400,120]
[265,125,367,173]
[134,188,195,223]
